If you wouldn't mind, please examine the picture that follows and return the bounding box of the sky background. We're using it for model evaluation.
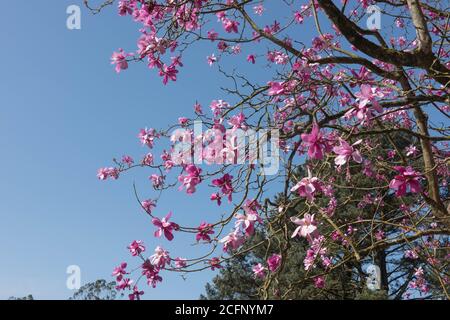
[0,0,303,300]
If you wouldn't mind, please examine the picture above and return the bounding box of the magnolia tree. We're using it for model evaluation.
[88,0,450,300]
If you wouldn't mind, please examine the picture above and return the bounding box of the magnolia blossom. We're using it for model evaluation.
[112,262,127,281]
[314,276,325,289]
[389,166,422,196]
[149,246,170,269]
[196,222,214,242]
[234,211,261,237]
[174,257,187,269]
[207,54,217,66]
[252,263,267,278]
[209,257,222,271]
[253,5,265,16]
[219,230,245,252]
[346,84,384,122]
[405,145,419,157]
[128,286,144,300]
[116,278,133,291]
[150,174,165,188]
[178,164,202,194]
[212,174,234,202]
[210,192,222,206]
[97,167,119,180]
[142,260,163,288]
[138,128,158,148]
[111,49,131,73]
[291,169,321,202]
[222,19,239,33]
[141,199,156,214]
[121,155,134,166]
[267,254,282,272]
[247,54,256,64]
[300,124,330,160]
[291,214,318,240]
[268,81,285,96]
[152,212,179,241]
[333,139,363,166]
[128,240,145,256]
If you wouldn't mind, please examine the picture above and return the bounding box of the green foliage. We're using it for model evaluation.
[70,279,120,300]
[8,295,34,300]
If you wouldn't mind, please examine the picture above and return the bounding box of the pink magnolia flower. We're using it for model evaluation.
[252,263,267,278]
[152,212,179,241]
[228,112,247,130]
[128,240,145,256]
[207,29,219,41]
[178,164,202,194]
[389,166,422,196]
[97,167,119,180]
[347,84,384,121]
[210,192,222,206]
[268,81,285,96]
[267,254,282,272]
[207,54,217,66]
[247,54,256,64]
[291,169,321,201]
[111,49,131,73]
[291,214,318,240]
[141,260,163,288]
[196,222,214,242]
[128,286,144,300]
[375,229,385,241]
[159,64,178,85]
[301,124,330,160]
[314,276,325,289]
[234,211,262,236]
[150,174,165,188]
[222,19,239,33]
[194,102,203,114]
[149,246,170,269]
[141,199,156,214]
[405,145,419,157]
[212,173,234,202]
[405,249,419,259]
[174,257,187,269]
[112,262,127,281]
[333,139,363,166]
[219,230,245,252]
[138,128,158,148]
[253,5,265,16]
[118,1,133,16]
[121,155,134,166]
[178,117,189,126]
[209,257,222,271]
[142,153,154,165]
[116,278,133,291]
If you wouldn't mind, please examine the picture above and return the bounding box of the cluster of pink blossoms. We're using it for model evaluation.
[95,0,450,300]
[252,254,282,279]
